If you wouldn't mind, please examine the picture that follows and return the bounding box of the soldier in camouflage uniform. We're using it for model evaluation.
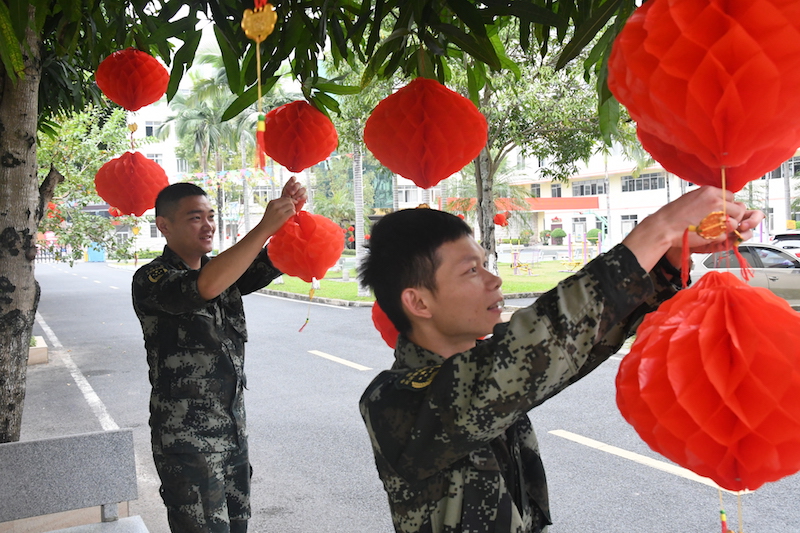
[358,187,763,533]
[132,179,306,533]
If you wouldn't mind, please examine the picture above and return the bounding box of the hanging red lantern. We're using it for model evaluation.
[262,101,338,173]
[95,152,169,216]
[363,77,488,190]
[95,48,169,112]
[493,212,508,227]
[616,271,800,491]
[372,301,399,349]
[267,211,345,283]
[108,206,124,217]
[607,0,800,192]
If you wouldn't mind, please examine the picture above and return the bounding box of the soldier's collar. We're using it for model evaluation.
[393,335,445,370]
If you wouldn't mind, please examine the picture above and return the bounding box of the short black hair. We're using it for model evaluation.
[358,208,473,335]
[155,183,207,218]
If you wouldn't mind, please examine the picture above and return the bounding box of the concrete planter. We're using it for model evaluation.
[28,335,48,365]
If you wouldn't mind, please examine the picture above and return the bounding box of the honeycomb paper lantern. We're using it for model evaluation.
[95,152,169,216]
[607,0,800,192]
[494,212,509,227]
[364,78,488,190]
[616,271,800,491]
[95,48,169,112]
[262,101,338,173]
[267,211,345,283]
[372,301,399,349]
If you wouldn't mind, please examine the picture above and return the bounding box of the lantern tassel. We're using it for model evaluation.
[257,113,267,169]
[298,284,316,332]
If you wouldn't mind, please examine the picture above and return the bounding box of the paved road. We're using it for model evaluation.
[24,261,800,532]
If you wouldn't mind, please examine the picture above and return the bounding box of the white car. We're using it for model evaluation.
[691,243,800,310]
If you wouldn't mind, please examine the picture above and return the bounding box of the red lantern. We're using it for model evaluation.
[364,78,488,190]
[348,236,355,243]
[267,211,345,283]
[616,271,800,491]
[262,101,338,173]
[95,48,169,112]
[95,152,169,216]
[493,212,508,227]
[607,0,800,192]
[108,206,124,217]
[372,301,399,349]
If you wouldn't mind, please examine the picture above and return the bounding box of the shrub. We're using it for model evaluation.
[586,228,601,243]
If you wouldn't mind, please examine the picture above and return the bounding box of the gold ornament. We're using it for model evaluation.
[241,4,277,43]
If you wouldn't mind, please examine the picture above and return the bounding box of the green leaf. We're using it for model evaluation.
[314,82,362,95]
[222,76,279,122]
[443,0,487,38]
[0,1,25,81]
[310,92,342,116]
[433,23,501,70]
[556,0,624,70]
[598,96,620,146]
[482,0,567,30]
[166,31,202,100]
[215,25,242,95]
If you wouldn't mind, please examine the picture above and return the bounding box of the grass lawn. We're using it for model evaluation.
[266,258,581,301]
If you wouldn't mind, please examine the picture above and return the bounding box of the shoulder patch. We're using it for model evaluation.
[396,365,441,391]
[146,265,169,283]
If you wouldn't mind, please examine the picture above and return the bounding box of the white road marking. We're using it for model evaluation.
[35,312,119,431]
[549,429,746,494]
[94,280,102,284]
[308,350,372,371]
[109,286,119,290]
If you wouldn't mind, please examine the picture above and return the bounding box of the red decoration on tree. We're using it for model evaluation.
[372,301,399,349]
[616,271,800,491]
[95,48,169,112]
[348,236,355,243]
[262,101,338,173]
[607,0,800,192]
[364,78,488,190]
[494,212,509,227]
[108,206,124,217]
[95,152,169,216]
[267,211,345,283]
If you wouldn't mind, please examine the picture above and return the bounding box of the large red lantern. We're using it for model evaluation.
[372,301,399,349]
[95,48,169,112]
[616,271,800,491]
[267,211,345,283]
[607,0,800,192]
[262,101,338,173]
[364,78,488,190]
[95,152,169,216]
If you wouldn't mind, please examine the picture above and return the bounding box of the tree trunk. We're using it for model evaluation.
[0,17,43,443]
[475,147,497,274]
[353,145,370,296]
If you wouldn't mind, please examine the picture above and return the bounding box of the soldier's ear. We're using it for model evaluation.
[401,287,432,320]
[155,216,170,237]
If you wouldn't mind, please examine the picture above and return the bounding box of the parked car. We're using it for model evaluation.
[691,243,800,309]
[772,239,800,258]
[770,230,800,244]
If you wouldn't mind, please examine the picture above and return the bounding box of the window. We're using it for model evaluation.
[791,157,800,176]
[573,179,606,196]
[146,153,163,165]
[176,158,188,173]
[397,185,419,204]
[621,214,638,237]
[150,223,159,238]
[530,184,540,198]
[145,121,162,137]
[703,248,755,269]
[573,217,586,236]
[621,172,666,192]
[551,183,561,197]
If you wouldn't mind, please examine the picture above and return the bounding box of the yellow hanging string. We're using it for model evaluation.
[298,282,316,332]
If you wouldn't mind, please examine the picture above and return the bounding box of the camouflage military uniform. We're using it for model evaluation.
[132,245,281,532]
[360,244,682,533]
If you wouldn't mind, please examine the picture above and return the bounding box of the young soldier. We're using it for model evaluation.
[358,186,763,533]
[132,178,306,533]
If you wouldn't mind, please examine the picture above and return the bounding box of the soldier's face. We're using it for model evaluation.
[158,195,216,262]
[425,236,504,346]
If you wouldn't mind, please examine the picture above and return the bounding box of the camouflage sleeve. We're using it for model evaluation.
[234,247,282,295]
[365,244,677,482]
[132,261,208,316]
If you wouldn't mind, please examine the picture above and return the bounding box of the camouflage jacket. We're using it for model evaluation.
[360,244,681,533]
[132,245,281,453]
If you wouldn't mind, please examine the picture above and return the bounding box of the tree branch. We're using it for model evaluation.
[37,164,64,225]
